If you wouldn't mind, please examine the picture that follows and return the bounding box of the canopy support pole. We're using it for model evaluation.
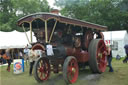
[45,21,48,43]
[30,22,33,43]
[22,24,30,44]
[49,20,57,43]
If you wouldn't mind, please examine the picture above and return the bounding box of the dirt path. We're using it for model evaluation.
[43,69,102,85]
[83,74,101,85]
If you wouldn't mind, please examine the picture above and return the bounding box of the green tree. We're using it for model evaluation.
[0,0,50,31]
[0,0,14,31]
[55,0,128,31]
[12,0,49,16]
[118,0,128,31]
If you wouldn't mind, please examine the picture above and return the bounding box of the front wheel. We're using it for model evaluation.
[34,57,50,82]
[63,56,79,84]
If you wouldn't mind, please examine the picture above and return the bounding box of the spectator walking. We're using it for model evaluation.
[123,44,128,63]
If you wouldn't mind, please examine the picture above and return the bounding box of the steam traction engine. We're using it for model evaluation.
[17,13,107,84]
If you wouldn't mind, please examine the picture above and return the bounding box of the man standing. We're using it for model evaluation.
[28,48,38,76]
[5,48,11,72]
[107,46,114,72]
[24,46,29,65]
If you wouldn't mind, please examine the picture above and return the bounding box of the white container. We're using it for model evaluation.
[13,59,24,74]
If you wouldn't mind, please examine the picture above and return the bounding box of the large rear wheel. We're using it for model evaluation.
[34,57,50,82]
[88,39,107,73]
[63,56,79,84]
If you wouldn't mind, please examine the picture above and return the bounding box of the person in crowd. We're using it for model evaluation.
[28,47,38,76]
[15,50,19,59]
[1,50,6,64]
[107,46,114,72]
[19,49,23,59]
[5,48,11,72]
[0,51,3,65]
[24,45,29,65]
[123,44,128,63]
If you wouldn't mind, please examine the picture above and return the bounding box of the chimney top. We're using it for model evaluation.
[50,9,59,15]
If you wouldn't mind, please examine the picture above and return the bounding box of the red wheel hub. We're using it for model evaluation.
[37,59,50,81]
[39,67,43,72]
[67,58,78,83]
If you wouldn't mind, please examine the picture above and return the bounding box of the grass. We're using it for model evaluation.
[98,58,128,85]
[0,58,128,85]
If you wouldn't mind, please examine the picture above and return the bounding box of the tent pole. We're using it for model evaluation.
[12,49,14,60]
[11,49,13,60]
[18,49,19,59]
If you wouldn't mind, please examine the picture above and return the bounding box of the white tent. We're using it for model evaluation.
[103,30,128,57]
[0,30,37,49]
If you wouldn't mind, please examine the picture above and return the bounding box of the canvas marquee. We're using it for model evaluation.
[0,30,36,49]
[103,30,128,57]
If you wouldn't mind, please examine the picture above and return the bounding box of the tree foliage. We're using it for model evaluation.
[0,0,128,31]
[55,0,128,31]
[0,0,50,31]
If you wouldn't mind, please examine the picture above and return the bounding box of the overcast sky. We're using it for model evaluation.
[47,0,57,8]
